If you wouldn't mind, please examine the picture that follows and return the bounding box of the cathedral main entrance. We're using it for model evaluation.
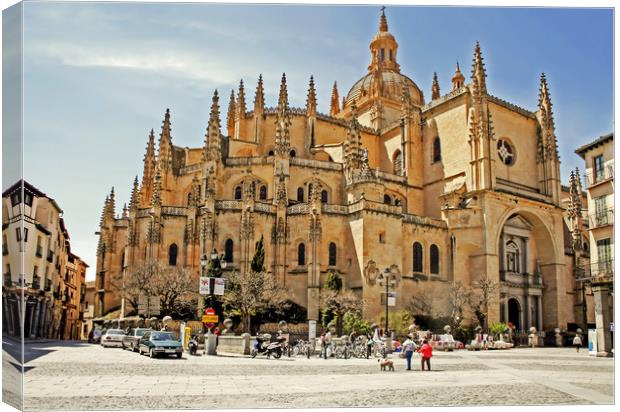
[507,298,521,330]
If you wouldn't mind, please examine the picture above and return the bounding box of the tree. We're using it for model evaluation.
[467,273,499,332]
[320,272,364,335]
[221,236,287,333]
[445,281,470,329]
[122,260,198,318]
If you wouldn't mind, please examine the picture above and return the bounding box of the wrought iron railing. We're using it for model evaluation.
[586,165,614,187]
[589,208,614,229]
[32,276,41,290]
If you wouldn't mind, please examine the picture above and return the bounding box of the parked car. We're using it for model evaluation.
[122,328,152,352]
[101,329,126,348]
[429,334,456,351]
[139,331,183,358]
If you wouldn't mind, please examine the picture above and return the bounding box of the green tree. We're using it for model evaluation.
[251,235,265,273]
[221,235,286,333]
[325,270,343,292]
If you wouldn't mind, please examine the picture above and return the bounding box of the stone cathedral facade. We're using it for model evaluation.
[95,10,581,333]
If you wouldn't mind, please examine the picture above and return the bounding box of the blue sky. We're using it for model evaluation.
[4,2,614,279]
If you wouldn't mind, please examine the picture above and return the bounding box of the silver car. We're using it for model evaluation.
[101,329,126,348]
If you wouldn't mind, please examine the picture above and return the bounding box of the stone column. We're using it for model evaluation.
[537,296,543,331]
[592,283,612,357]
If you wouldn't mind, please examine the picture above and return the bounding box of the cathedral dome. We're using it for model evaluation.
[344,70,424,107]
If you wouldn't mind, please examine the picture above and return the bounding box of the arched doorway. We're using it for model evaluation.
[508,298,521,331]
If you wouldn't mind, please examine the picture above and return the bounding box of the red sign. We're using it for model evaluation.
[204,307,216,328]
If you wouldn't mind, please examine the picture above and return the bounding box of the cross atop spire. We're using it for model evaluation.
[379,6,388,32]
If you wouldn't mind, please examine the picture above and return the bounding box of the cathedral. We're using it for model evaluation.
[95,10,582,334]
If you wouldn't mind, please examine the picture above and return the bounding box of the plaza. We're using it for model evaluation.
[3,339,614,410]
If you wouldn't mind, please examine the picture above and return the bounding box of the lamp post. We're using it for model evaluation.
[202,249,227,355]
[377,267,396,335]
[94,231,106,318]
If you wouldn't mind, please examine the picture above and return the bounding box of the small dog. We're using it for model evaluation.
[378,358,395,371]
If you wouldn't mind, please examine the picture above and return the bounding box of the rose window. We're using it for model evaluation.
[497,139,515,166]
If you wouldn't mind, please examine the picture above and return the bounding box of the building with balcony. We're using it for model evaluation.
[575,132,614,356]
[2,180,88,340]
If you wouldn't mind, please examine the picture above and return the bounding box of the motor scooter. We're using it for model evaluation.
[188,335,199,356]
[251,334,284,359]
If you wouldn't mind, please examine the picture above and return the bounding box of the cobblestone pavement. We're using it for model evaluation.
[4,341,614,410]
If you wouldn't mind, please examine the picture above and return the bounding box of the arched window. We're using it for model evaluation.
[328,242,337,266]
[394,198,401,206]
[384,194,392,205]
[321,190,328,203]
[224,239,234,263]
[413,242,423,273]
[433,137,441,163]
[168,244,178,266]
[290,149,296,158]
[259,185,267,201]
[430,244,439,275]
[389,49,393,61]
[268,150,274,156]
[505,240,520,272]
[234,186,242,200]
[393,150,403,175]
[297,187,304,202]
[298,243,306,266]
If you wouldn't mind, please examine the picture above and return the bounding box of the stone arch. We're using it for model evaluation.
[494,207,562,331]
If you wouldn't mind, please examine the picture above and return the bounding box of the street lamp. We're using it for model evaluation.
[377,267,396,335]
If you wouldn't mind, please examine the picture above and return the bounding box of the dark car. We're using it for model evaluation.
[138,331,183,358]
[122,328,152,352]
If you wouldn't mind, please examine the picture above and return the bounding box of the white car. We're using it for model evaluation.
[101,329,126,348]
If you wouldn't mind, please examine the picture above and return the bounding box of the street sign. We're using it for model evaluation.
[204,307,217,329]
[213,278,225,296]
[199,277,210,295]
[384,292,396,307]
[308,320,317,340]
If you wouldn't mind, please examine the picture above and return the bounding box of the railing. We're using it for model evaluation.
[290,157,342,171]
[589,208,614,229]
[161,206,188,216]
[178,163,202,175]
[225,157,272,167]
[586,165,614,187]
[402,213,447,228]
[254,202,275,214]
[215,200,243,211]
[136,209,152,218]
[3,274,11,287]
[500,271,543,286]
[322,204,348,215]
[287,203,309,215]
[375,170,407,184]
[32,276,41,290]
[591,259,614,278]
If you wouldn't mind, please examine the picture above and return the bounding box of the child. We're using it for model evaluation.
[573,334,583,352]
[417,339,433,371]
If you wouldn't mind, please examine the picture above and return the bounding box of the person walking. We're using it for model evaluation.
[319,333,327,359]
[366,333,373,359]
[402,334,416,371]
[417,339,433,371]
[573,334,583,352]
